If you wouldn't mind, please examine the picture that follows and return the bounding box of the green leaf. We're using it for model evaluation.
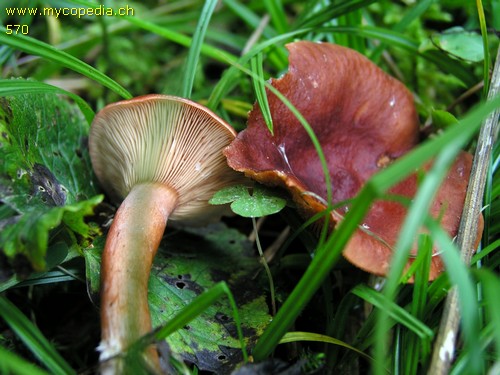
[0,78,95,125]
[431,109,459,130]
[210,185,287,217]
[85,223,271,373]
[0,93,102,272]
[1,197,102,270]
[429,27,485,63]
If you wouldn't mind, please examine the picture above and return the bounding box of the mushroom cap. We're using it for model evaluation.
[224,41,479,279]
[89,94,242,225]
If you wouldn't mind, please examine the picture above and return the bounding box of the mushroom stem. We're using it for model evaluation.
[99,182,178,374]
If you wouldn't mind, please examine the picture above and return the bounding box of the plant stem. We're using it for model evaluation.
[99,182,178,374]
[428,45,500,375]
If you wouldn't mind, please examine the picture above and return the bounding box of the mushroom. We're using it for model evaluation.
[89,94,242,373]
[224,41,482,280]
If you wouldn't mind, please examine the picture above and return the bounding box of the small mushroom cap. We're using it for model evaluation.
[89,94,242,225]
[225,41,480,280]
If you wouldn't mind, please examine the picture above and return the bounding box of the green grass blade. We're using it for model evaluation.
[222,0,288,67]
[474,269,500,361]
[211,54,333,210]
[280,331,374,362]
[250,53,273,134]
[0,79,94,125]
[471,239,500,265]
[337,9,365,53]
[263,0,288,34]
[406,236,432,373]
[182,0,218,99]
[207,29,308,109]
[477,0,491,96]
[0,346,50,375]
[450,322,495,375]
[123,16,237,64]
[0,296,76,375]
[67,0,238,79]
[0,28,131,100]
[296,0,377,29]
[224,0,277,39]
[352,285,433,340]
[426,220,482,372]
[429,45,500,375]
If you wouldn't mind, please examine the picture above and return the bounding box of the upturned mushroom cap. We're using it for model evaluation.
[89,94,241,226]
[224,41,480,280]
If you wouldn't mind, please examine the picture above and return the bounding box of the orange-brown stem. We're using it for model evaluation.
[99,182,178,374]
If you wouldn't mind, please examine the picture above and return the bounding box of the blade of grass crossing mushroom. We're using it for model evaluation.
[220,56,334,211]
[0,28,131,100]
[251,53,274,135]
[0,79,95,125]
[428,45,500,375]
[181,0,218,99]
[251,95,500,361]
[263,73,336,242]
[207,28,311,110]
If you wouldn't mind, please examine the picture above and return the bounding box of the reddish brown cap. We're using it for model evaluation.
[225,41,479,280]
[89,94,242,225]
